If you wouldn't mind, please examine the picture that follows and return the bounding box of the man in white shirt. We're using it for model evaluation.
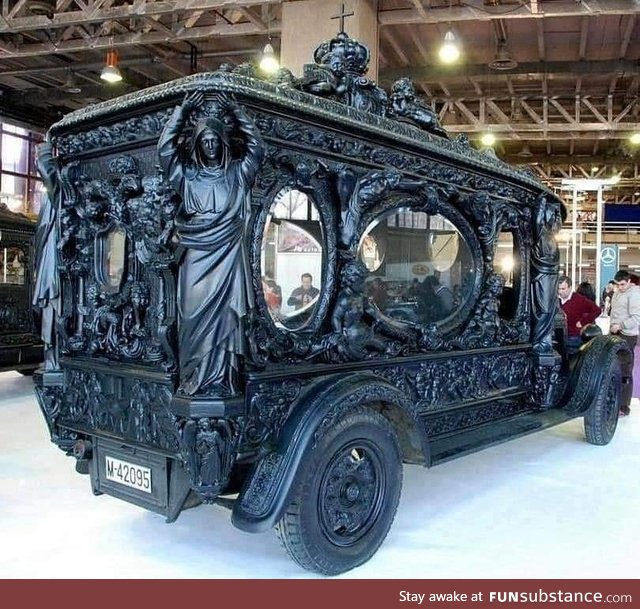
[610,270,640,415]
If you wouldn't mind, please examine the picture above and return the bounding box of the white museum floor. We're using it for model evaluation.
[1,369,638,580]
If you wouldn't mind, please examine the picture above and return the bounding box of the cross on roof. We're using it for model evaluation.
[330,2,354,34]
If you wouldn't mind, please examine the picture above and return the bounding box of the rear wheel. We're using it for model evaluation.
[584,359,621,445]
[276,407,402,575]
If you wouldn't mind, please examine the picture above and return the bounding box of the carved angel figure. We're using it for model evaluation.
[386,78,448,138]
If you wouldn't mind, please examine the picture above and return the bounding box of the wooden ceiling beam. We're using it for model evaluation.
[578,16,588,60]
[381,28,410,66]
[0,19,282,57]
[379,1,640,25]
[380,59,639,82]
[0,0,282,33]
[408,0,428,22]
[238,7,267,31]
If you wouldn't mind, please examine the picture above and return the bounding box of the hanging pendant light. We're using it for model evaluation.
[481,132,496,147]
[101,50,123,83]
[63,70,81,94]
[259,10,279,75]
[489,40,518,71]
[438,29,461,64]
[259,40,279,74]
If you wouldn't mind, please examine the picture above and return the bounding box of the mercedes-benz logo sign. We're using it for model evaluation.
[601,247,617,265]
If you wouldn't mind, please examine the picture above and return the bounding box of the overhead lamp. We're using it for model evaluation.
[101,50,123,83]
[26,0,56,18]
[630,132,640,145]
[481,132,496,147]
[438,29,461,64]
[516,144,533,157]
[62,70,81,94]
[259,41,279,74]
[489,41,517,71]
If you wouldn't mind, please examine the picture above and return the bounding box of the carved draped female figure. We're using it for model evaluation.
[531,195,562,353]
[157,91,265,396]
[34,142,62,370]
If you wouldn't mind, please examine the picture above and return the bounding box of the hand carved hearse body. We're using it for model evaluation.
[0,204,42,374]
[34,33,629,575]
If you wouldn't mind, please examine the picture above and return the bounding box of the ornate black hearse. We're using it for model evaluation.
[0,203,42,374]
[34,33,629,575]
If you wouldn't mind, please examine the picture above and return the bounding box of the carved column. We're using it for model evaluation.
[281,0,379,80]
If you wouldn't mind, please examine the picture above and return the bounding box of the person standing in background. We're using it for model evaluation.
[576,280,596,303]
[557,275,601,355]
[601,280,616,314]
[609,270,640,416]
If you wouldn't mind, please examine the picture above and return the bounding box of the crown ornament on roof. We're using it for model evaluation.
[313,31,370,76]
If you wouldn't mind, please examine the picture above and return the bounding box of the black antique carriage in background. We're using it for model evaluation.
[33,33,629,575]
[0,203,42,374]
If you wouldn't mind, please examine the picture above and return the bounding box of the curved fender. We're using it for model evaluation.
[562,334,631,415]
[231,372,426,533]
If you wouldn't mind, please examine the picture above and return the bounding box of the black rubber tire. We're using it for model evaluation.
[584,359,621,445]
[275,407,402,576]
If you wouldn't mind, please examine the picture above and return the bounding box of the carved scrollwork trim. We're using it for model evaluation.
[49,72,550,197]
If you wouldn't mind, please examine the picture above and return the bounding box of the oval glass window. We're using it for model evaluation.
[358,208,474,325]
[261,188,323,330]
[96,226,127,291]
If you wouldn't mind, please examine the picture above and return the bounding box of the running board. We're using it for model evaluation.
[429,409,577,466]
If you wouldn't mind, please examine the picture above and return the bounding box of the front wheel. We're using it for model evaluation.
[584,359,621,445]
[276,407,402,576]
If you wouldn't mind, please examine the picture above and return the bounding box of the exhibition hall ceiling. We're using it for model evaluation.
[0,0,638,205]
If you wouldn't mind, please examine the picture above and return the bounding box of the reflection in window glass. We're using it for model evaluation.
[2,134,29,174]
[261,189,323,330]
[358,208,474,325]
[2,124,28,136]
[496,231,518,319]
[1,175,27,213]
[0,247,26,285]
[272,188,319,221]
[29,139,44,176]
[28,180,45,216]
[103,228,127,288]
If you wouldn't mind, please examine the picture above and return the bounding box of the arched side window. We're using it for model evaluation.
[95,225,127,293]
[495,230,521,320]
[357,208,477,327]
[260,188,324,331]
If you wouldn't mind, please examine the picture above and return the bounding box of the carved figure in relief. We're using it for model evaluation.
[454,273,505,349]
[158,90,265,396]
[34,142,62,370]
[301,32,387,116]
[128,175,177,264]
[108,155,142,223]
[531,195,562,353]
[182,417,233,498]
[386,77,448,138]
[311,261,408,361]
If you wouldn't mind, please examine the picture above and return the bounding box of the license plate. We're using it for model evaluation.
[105,455,152,494]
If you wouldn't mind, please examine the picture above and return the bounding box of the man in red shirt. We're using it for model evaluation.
[558,275,602,354]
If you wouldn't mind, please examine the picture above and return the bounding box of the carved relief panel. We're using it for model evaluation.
[53,150,179,369]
